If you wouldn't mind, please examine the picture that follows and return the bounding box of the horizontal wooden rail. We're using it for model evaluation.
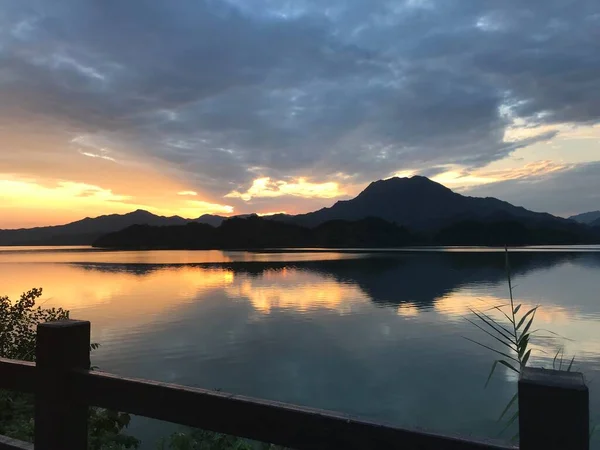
[70,369,515,450]
[0,358,36,393]
[0,435,33,450]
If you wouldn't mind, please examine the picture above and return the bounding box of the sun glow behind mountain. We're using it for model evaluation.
[1,0,600,228]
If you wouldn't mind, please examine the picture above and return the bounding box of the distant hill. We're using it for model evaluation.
[91,215,411,250]
[2,176,597,246]
[273,176,569,230]
[0,210,226,246]
[433,219,593,246]
[92,216,418,249]
[569,211,600,225]
[592,218,600,228]
[93,215,598,250]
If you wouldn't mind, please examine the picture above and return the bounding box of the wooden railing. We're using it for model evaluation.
[0,320,590,450]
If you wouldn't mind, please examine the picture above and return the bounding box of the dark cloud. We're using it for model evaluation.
[463,162,600,217]
[1,0,599,198]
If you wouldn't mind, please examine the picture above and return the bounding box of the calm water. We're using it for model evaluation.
[2,246,599,448]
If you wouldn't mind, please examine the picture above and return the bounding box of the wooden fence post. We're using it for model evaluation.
[519,367,589,450]
[34,320,91,450]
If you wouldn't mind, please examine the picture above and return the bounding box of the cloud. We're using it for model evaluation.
[0,0,599,218]
[427,160,572,190]
[257,211,288,217]
[177,191,198,196]
[0,178,131,204]
[225,177,345,201]
[463,162,600,217]
[80,151,117,162]
[179,200,234,216]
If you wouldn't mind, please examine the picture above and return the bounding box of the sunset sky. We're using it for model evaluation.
[1,0,599,228]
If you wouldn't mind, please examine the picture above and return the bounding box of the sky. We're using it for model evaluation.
[1,0,599,228]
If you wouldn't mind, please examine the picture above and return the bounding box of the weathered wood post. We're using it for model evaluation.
[34,320,91,450]
[519,367,589,450]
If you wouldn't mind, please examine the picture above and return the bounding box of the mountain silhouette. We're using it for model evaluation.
[92,216,418,249]
[274,176,567,229]
[0,210,224,246]
[569,210,600,225]
[1,176,596,246]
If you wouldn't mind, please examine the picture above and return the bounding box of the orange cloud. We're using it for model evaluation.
[0,175,234,227]
[226,177,345,201]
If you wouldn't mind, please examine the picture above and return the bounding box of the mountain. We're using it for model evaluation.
[93,216,419,249]
[196,214,226,227]
[592,218,600,228]
[2,176,596,246]
[433,219,591,246]
[0,210,224,246]
[273,176,571,230]
[569,211,600,225]
[93,214,597,250]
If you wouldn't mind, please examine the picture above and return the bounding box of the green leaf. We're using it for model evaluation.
[499,409,519,436]
[484,358,520,388]
[485,360,499,388]
[520,311,537,338]
[491,304,515,325]
[521,349,532,368]
[513,304,521,315]
[516,307,538,330]
[469,308,515,344]
[553,348,562,370]
[465,318,516,351]
[497,359,519,374]
[498,392,518,422]
[517,334,529,357]
[463,337,520,364]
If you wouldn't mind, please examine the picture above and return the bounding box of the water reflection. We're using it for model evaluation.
[1,248,599,448]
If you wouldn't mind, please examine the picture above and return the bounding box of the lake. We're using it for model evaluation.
[1,246,599,448]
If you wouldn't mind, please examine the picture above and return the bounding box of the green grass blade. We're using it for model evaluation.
[475,307,515,338]
[499,409,519,436]
[553,348,560,367]
[567,356,575,372]
[521,349,532,368]
[520,311,537,338]
[463,337,520,364]
[513,304,521,315]
[497,359,519,374]
[517,334,529,357]
[485,360,499,388]
[491,304,515,325]
[470,308,515,343]
[465,318,516,351]
[559,348,564,370]
[498,392,518,421]
[516,307,538,330]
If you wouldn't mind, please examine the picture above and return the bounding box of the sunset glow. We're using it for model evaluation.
[1,0,599,228]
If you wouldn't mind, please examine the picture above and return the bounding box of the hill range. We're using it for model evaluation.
[1,176,598,247]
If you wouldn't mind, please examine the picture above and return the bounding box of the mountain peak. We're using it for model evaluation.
[569,210,600,225]
[358,175,451,199]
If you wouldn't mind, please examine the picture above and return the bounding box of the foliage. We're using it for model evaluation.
[0,287,69,360]
[157,428,289,450]
[466,248,574,438]
[0,288,140,449]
